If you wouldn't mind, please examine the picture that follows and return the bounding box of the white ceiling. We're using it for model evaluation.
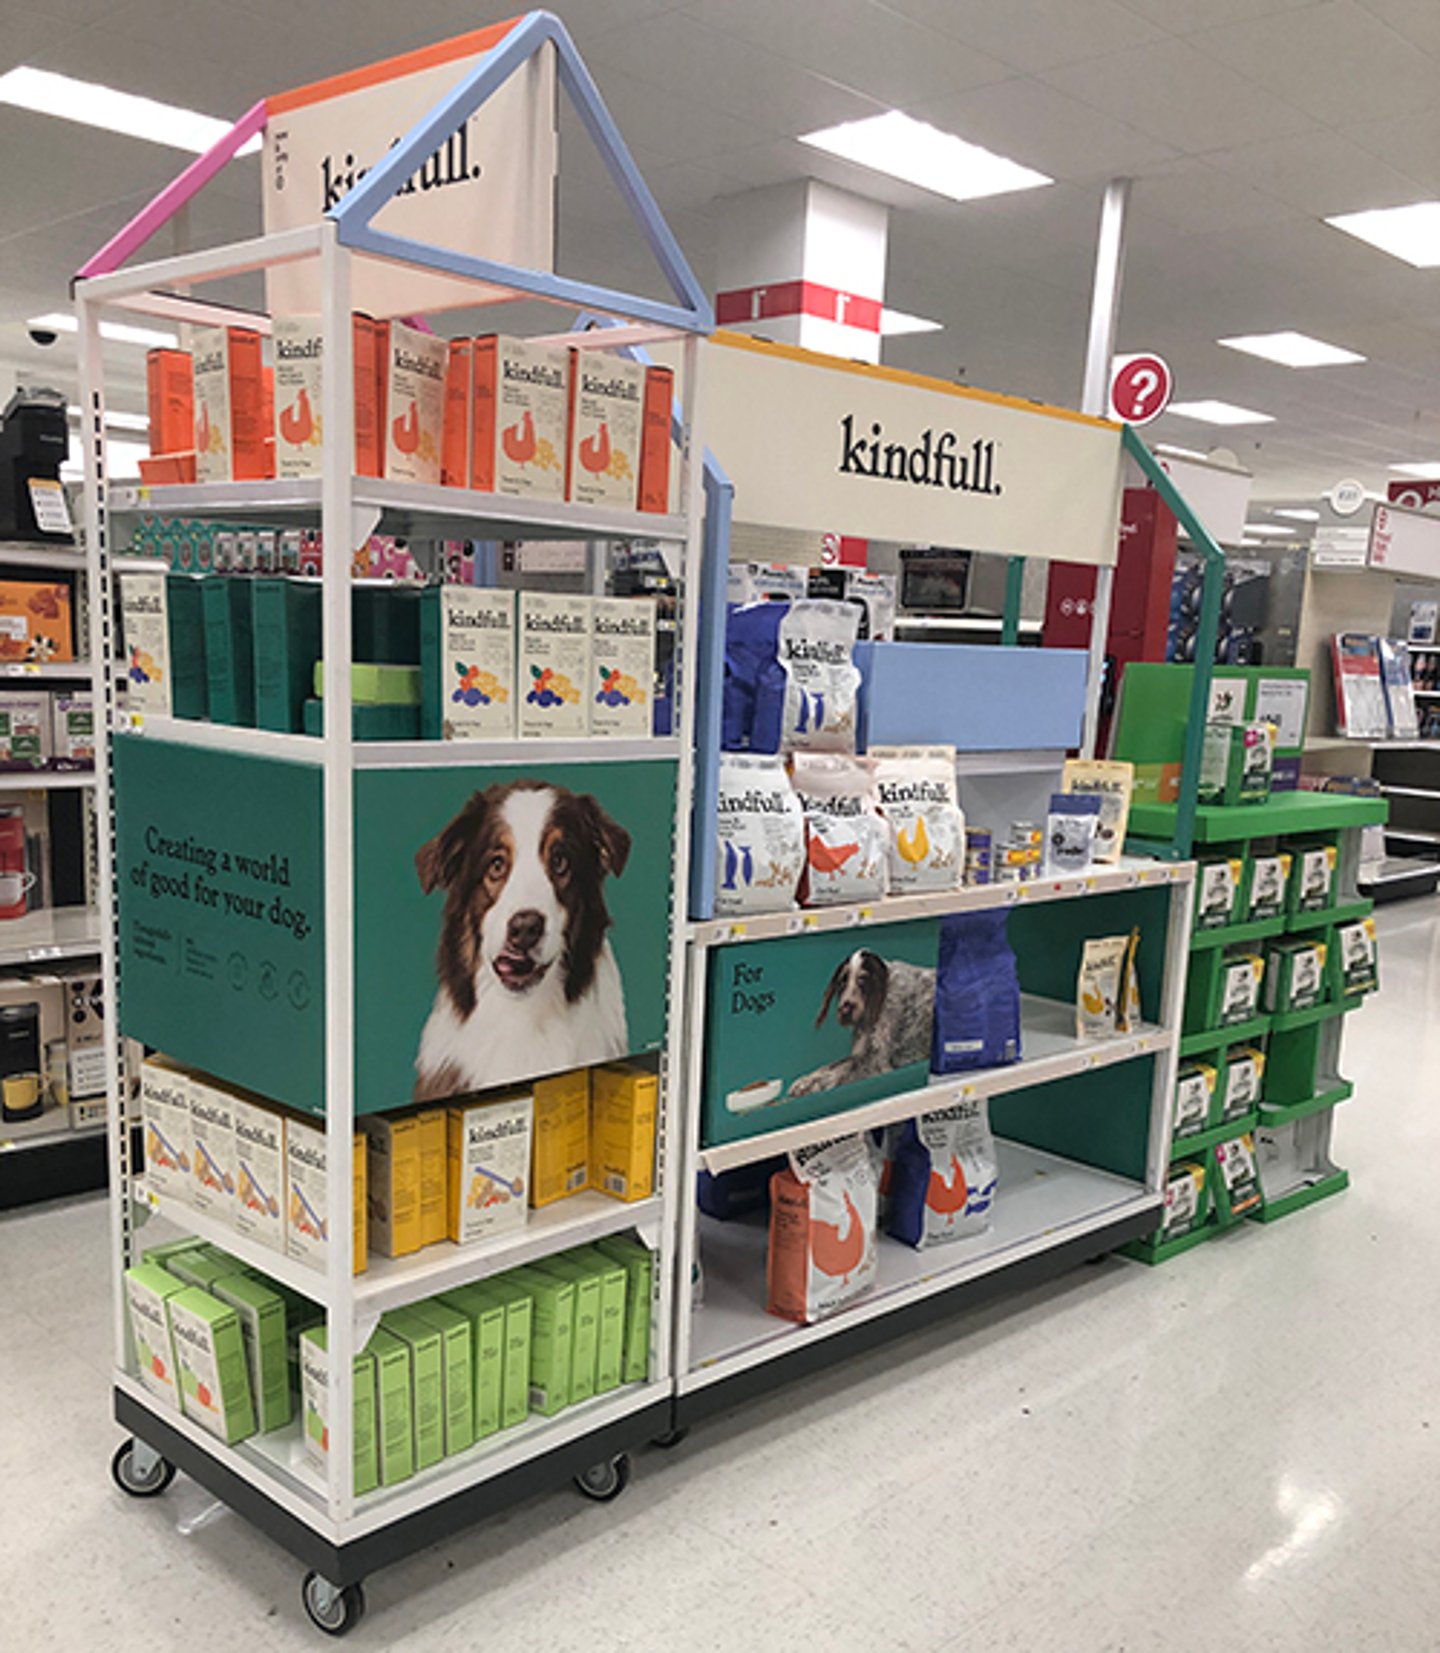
[4,0,1440,503]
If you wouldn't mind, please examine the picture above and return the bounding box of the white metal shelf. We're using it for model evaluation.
[1,1116,105,1151]
[0,660,93,680]
[699,997,1171,1176]
[0,907,100,966]
[0,769,95,790]
[107,477,687,545]
[682,1141,1155,1392]
[354,736,680,770]
[691,855,1189,949]
[0,541,87,571]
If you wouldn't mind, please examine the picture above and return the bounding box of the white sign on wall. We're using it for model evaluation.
[1312,525,1370,568]
[1150,451,1251,547]
[1369,501,1440,578]
[263,26,556,317]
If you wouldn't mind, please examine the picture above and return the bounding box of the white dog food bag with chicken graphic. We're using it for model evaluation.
[792,751,889,906]
[767,1134,878,1324]
[871,745,965,893]
[778,600,861,752]
[715,752,804,916]
[886,1096,998,1250]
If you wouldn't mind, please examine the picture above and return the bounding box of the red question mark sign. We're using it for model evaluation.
[1110,354,1173,425]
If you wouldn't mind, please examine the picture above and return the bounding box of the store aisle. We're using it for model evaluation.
[3,900,1436,1653]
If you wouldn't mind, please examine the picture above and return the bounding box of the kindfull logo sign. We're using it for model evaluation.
[837,414,1001,496]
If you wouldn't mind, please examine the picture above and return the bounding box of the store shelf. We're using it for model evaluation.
[0,540,86,571]
[0,660,93,680]
[108,477,687,545]
[354,737,680,770]
[0,907,100,965]
[683,1141,1153,1389]
[691,856,1188,948]
[1268,996,1363,1035]
[1253,1168,1350,1223]
[1122,1217,1221,1266]
[698,996,1170,1175]
[1129,789,1386,843]
[1285,899,1373,933]
[1257,1080,1354,1131]
[1179,1013,1270,1058]
[1381,783,1440,800]
[0,769,95,790]
[1169,1112,1259,1161]
[1190,915,1286,951]
[1385,827,1440,846]
[0,1115,104,1151]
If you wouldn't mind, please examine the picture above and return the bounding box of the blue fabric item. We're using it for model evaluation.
[722,601,787,752]
[885,1122,933,1249]
[697,1157,785,1220]
[931,909,1022,1074]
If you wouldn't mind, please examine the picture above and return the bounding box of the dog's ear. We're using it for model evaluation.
[574,794,631,877]
[858,951,889,1029]
[416,790,492,893]
[815,958,848,1028]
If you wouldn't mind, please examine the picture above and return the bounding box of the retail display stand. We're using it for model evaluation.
[80,15,708,1633]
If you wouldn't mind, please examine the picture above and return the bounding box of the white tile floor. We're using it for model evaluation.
[3,900,1435,1652]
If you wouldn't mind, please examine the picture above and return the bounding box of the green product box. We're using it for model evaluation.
[124,1261,185,1411]
[480,1278,534,1429]
[1288,841,1337,914]
[1265,938,1327,1014]
[381,1308,445,1472]
[168,1249,240,1293]
[213,1272,292,1434]
[202,575,256,726]
[299,1327,378,1497]
[1245,852,1291,922]
[163,574,209,719]
[568,1247,628,1395]
[312,661,421,706]
[505,1267,574,1417]
[1173,1062,1217,1140]
[168,1286,257,1445]
[438,1284,505,1440]
[1194,854,1242,931]
[532,1258,601,1406]
[354,585,422,664]
[301,698,421,740]
[1217,950,1264,1027]
[140,1237,207,1269]
[1222,1047,1265,1121]
[253,577,321,734]
[1198,720,1274,806]
[595,1235,653,1384]
[1335,917,1379,996]
[409,1299,474,1457]
[367,1327,415,1485]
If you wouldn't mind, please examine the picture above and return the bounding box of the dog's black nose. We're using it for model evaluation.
[505,909,545,953]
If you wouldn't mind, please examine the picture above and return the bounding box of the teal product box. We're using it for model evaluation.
[253,577,321,733]
[506,1267,574,1417]
[410,1298,475,1457]
[382,1307,445,1472]
[164,574,208,718]
[368,1326,415,1485]
[595,1235,653,1383]
[202,575,256,726]
[480,1277,534,1429]
[301,699,421,740]
[212,1271,292,1433]
[533,1257,601,1406]
[569,1247,628,1395]
[354,585,422,664]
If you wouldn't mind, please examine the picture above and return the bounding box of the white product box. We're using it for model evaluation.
[475,335,569,499]
[192,326,233,485]
[50,693,95,769]
[231,1091,286,1253]
[54,966,105,1098]
[589,596,655,738]
[517,592,590,739]
[385,321,446,485]
[433,586,516,740]
[284,1115,364,1273]
[140,1054,193,1206]
[273,315,324,479]
[118,572,170,718]
[189,1075,237,1221]
[568,354,643,510]
[447,1092,532,1246]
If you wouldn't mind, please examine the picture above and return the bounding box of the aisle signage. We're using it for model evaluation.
[1312,524,1370,568]
[1389,478,1440,511]
[1150,450,1250,546]
[702,333,1125,567]
[1329,478,1367,516]
[1109,353,1173,425]
[263,22,557,316]
[1369,501,1440,579]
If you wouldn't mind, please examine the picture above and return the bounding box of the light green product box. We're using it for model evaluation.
[140,1237,207,1269]
[505,1267,574,1417]
[168,1248,241,1293]
[595,1236,653,1384]
[567,1247,628,1395]
[438,1284,504,1441]
[532,1258,601,1405]
[409,1299,474,1457]
[124,1261,185,1411]
[478,1278,533,1429]
[312,661,422,706]
[213,1272,292,1434]
[367,1326,415,1485]
[168,1286,257,1445]
[381,1308,444,1472]
[299,1327,378,1497]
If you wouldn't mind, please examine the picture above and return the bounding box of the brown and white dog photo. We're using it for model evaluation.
[414,779,631,1100]
[787,948,935,1096]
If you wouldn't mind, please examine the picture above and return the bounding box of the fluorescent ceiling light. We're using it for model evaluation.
[1242,523,1293,536]
[1327,201,1440,268]
[1218,330,1364,368]
[799,110,1052,204]
[880,307,943,336]
[28,313,178,349]
[1390,461,1440,479]
[1154,443,1209,461]
[67,405,148,432]
[0,66,260,156]
[1168,399,1274,426]
[1273,508,1320,521]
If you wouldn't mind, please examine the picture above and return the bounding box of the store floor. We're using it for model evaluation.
[4,901,1436,1653]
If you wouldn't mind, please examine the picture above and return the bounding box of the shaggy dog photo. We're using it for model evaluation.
[787,948,936,1097]
[413,779,631,1100]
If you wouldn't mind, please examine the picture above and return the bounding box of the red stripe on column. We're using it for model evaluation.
[715,280,882,332]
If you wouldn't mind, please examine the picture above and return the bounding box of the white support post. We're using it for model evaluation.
[1150,873,1195,1194]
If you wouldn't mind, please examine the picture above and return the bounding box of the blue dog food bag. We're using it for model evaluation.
[886,1097,998,1250]
[932,909,1022,1074]
[722,601,787,752]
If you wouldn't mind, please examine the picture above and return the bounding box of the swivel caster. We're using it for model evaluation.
[111,1438,176,1499]
[573,1452,631,1502]
[301,1571,366,1636]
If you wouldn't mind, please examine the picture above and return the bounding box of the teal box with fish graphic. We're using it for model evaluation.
[702,918,940,1147]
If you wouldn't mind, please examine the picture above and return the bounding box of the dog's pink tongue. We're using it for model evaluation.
[495,952,535,986]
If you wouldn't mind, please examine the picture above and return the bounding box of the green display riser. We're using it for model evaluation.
[1256,1082,1353,1130]
[1169,1111,1259,1162]
[1180,1014,1270,1059]
[1121,1217,1222,1266]
[1252,1168,1350,1224]
[1190,900,1372,950]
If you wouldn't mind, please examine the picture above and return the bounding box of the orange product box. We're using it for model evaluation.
[0,580,73,663]
[385,320,445,485]
[638,365,673,514]
[471,335,569,500]
[138,452,197,485]
[353,313,386,479]
[146,348,193,456]
[442,339,473,488]
[192,325,266,483]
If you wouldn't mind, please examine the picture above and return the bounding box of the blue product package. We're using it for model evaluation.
[886,1098,998,1250]
[931,909,1021,1074]
[722,601,787,752]
[697,1157,786,1221]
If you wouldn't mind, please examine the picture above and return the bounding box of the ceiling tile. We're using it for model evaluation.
[1126,158,1299,235]
[1203,128,1431,216]
[879,0,1166,71]
[1351,0,1440,55]
[1119,0,1326,29]
[1340,107,1440,194]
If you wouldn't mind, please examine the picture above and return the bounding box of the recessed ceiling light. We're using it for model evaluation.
[1168,400,1275,427]
[1218,331,1364,368]
[1153,443,1209,461]
[28,313,178,349]
[1273,508,1320,522]
[67,405,149,432]
[880,307,943,337]
[1327,201,1440,268]
[1242,523,1294,536]
[799,111,1052,204]
[1390,461,1440,479]
[0,66,260,156]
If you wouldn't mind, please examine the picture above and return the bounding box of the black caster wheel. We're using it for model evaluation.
[301,1572,366,1637]
[650,1425,689,1450]
[110,1438,176,1498]
[574,1452,631,1503]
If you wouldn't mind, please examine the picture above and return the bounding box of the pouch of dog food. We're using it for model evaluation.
[932,910,1021,1073]
[722,602,787,752]
[777,600,861,752]
[767,1135,877,1324]
[1061,758,1133,864]
[715,753,805,916]
[1044,791,1101,877]
[871,745,964,893]
[1077,930,1141,1040]
[792,752,889,906]
[886,1096,998,1250]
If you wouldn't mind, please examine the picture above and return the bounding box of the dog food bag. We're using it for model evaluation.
[776,600,861,752]
[722,601,787,753]
[1160,1162,1207,1241]
[1336,917,1379,995]
[767,1135,878,1324]
[932,910,1021,1074]
[1043,791,1101,877]
[886,1096,999,1250]
[1246,852,1291,922]
[1174,1062,1216,1139]
[872,745,965,893]
[1076,930,1141,1040]
[715,752,804,916]
[1215,1132,1262,1219]
[1061,758,1134,864]
[792,751,889,906]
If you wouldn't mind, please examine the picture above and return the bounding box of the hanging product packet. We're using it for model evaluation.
[714,753,804,916]
[767,1134,878,1324]
[932,910,1022,1073]
[1061,758,1134,864]
[721,601,787,752]
[871,744,965,893]
[776,599,861,752]
[792,751,889,906]
[886,1096,999,1251]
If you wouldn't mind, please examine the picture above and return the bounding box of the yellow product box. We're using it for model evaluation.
[567,352,643,510]
[589,1063,657,1203]
[188,1073,237,1221]
[284,1114,367,1274]
[140,1053,194,1207]
[447,1092,532,1245]
[231,1090,285,1253]
[364,1111,425,1259]
[530,1068,589,1208]
[418,1107,447,1246]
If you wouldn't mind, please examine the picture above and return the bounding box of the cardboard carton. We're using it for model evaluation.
[420,585,516,741]
[192,326,266,484]
[410,1298,474,1457]
[368,1326,415,1485]
[140,1053,194,1206]
[146,347,194,457]
[124,1261,185,1410]
[252,578,321,734]
[284,1114,367,1274]
[299,1327,378,1496]
[446,1092,532,1245]
[595,1235,652,1383]
[589,597,655,739]
[231,1089,285,1253]
[471,335,568,499]
[589,1064,657,1202]
[168,1286,257,1445]
[530,1067,589,1209]
[189,1073,237,1221]
[272,316,324,479]
[638,364,673,514]
[202,573,256,727]
[505,1267,573,1417]
[532,1256,600,1405]
[384,321,446,485]
[517,592,589,739]
[567,354,643,510]
[213,1271,292,1433]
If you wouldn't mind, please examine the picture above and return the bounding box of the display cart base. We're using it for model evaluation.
[0,1128,108,1209]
